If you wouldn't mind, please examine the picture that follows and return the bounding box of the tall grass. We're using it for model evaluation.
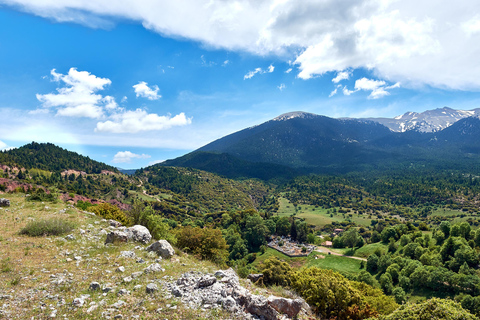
[19,218,74,236]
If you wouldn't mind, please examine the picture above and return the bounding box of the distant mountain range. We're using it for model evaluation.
[161,107,480,177]
[363,107,480,133]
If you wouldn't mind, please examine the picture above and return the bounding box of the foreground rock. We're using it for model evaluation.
[146,240,175,258]
[126,225,152,244]
[167,268,306,320]
[105,225,152,245]
[0,198,10,207]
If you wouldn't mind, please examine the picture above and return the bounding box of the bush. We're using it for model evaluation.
[27,188,57,202]
[90,203,132,226]
[20,218,74,236]
[259,257,292,286]
[176,226,228,266]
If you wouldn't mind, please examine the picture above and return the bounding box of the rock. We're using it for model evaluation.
[118,251,136,259]
[197,275,216,288]
[144,263,164,273]
[131,271,143,279]
[245,295,279,320]
[126,225,152,244]
[89,282,101,291]
[146,240,175,259]
[109,220,123,227]
[105,231,129,244]
[171,286,182,297]
[146,283,158,294]
[122,276,133,283]
[111,300,126,309]
[247,273,263,283]
[136,258,145,264]
[65,234,75,241]
[0,198,10,207]
[117,289,129,296]
[116,266,125,273]
[267,296,303,318]
[86,305,98,313]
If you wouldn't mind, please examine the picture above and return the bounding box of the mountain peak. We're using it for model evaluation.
[273,111,317,121]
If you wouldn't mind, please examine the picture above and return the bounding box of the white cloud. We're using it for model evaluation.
[244,64,275,80]
[342,86,356,96]
[36,68,113,118]
[463,16,480,36]
[350,78,400,99]
[222,60,230,66]
[4,0,480,89]
[133,81,161,100]
[332,71,350,83]
[277,83,286,91]
[112,151,151,164]
[285,68,292,74]
[328,88,338,97]
[95,109,192,133]
[0,140,8,150]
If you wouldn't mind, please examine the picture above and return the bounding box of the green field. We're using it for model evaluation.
[276,197,372,227]
[252,247,363,275]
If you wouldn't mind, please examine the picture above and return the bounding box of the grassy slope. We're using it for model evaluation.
[0,194,311,320]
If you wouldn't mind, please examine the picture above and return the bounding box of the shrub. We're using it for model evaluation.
[259,257,292,286]
[27,188,57,202]
[176,226,228,266]
[90,203,132,226]
[20,218,74,237]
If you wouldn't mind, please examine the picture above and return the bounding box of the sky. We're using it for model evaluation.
[1,0,480,169]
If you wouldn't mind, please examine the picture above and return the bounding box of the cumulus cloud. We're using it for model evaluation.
[244,64,275,80]
[36,68,113,118]
[332,71,350,83]
[340,78,400,99]
[95,109,192,133]
[277,83,286,91]
[133,81,161,100]
[4,0,480,89]
[285,68,293,74]
[112,151,151,163]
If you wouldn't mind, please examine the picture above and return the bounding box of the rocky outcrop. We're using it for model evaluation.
[146,240,175,258]
[125,225,152,244]
[167,268,306,320]
[247,273,263,283]
[0,198,10,207]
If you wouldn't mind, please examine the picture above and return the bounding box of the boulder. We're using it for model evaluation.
[267,296,303,318]
[0,198,10,207]
[146,240,175,259]
[196,275,216,288]
[105,231,129,244]
[126,225,152,244]
[89,282,101,291]
[144,263,164,273]
[146,283,158,294]
[247,273,263,283]
[245,295,279,320]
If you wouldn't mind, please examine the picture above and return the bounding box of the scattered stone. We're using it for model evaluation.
[0,198,10,207]
[89,282,101,291]
[136,258,145,263]
[114,315,123,319]
[126,225,152,244]
[146,240,175,259]
[146,283,158,294]
[131,271,143,279]
[111,300,126,309]
[116,266,125,273]
[65,234,76,241]
[117,289,129,296]
[122,276,133,283]
[86,305,98,313]
[118,251,135,259]
[144,263,164,274]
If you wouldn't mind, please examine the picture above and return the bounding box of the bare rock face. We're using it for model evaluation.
[146,240,175,259]
[267,296,304,318]
[105,230,129,244]
[0,198,10,207]
[125,225,152,244]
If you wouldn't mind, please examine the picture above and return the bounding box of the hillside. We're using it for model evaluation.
[0,142,118,174]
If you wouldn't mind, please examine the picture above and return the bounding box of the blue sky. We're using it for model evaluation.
[1,1,480,168]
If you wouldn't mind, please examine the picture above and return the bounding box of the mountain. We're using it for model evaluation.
[364,107,480,132]
[0,142,118,174]
[163,110,480,175]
